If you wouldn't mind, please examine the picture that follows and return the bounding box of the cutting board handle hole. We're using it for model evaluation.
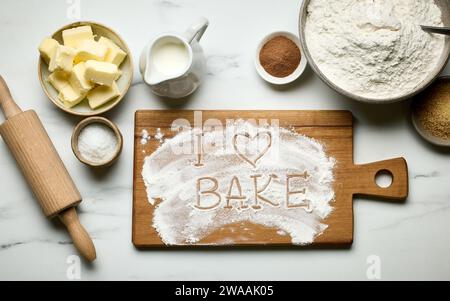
[375,170,393,189]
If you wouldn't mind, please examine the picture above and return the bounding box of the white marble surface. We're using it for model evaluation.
[0,0,449,281]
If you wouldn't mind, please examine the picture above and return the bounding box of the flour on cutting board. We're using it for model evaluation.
[155,128,165,143]
[141,129,150,145]
[142,121,336,245]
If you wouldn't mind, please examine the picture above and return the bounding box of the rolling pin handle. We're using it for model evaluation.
[0,75,22,119]
[59,207,97,262]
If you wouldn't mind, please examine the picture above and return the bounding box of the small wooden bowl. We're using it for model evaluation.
[38,21,133,116]
[71,117,123,167]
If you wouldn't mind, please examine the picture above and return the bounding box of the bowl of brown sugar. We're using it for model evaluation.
[412,76,450,147]
[255,31,307,85]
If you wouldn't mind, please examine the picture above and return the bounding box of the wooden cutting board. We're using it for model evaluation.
[132,110,408,247]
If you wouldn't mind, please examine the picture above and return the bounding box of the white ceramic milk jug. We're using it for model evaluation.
[140,18,209,99]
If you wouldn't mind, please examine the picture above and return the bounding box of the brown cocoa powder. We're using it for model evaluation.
[259,36,301,78]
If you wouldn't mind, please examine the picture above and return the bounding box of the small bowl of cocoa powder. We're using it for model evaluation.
[255,31,307,85]
[412,76,450,147]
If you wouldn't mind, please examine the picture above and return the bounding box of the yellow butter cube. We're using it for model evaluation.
[85,60,121,86]
[49,45,78,73]
[58,84,86,108]
[48,71,69,92]
[70,62,94,92]
[87,81,120,109]
[62,25,94,48]
[39,38,59,64]
[74,39,108,63]
[98,37,127,66]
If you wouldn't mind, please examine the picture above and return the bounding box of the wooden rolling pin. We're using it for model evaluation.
[0,75,96,262]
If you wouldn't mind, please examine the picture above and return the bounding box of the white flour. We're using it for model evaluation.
[142,121,336,245]
[141,129,150,145]
[305,0,445,99]
[155,128,165,143]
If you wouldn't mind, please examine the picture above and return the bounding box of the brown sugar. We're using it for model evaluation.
[414,78,450,141]
[259,36,301,78]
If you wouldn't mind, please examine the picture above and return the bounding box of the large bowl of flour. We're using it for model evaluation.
[300,0,450,103]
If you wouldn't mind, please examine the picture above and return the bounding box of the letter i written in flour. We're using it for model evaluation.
[194,131,204,167]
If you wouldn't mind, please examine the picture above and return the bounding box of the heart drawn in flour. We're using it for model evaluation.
[232,132,272,168]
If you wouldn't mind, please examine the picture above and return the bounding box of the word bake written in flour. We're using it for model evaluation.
[195,172,312,212]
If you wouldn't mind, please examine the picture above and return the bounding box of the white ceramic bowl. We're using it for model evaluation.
[255,31,307,85]
[38,21,133,116]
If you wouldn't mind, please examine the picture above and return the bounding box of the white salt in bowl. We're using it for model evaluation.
[255,31,307,85]
[71,117,123,168]
[298,0,450,103]
[38,21,133,116]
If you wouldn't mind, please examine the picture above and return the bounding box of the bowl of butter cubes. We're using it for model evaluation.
[38,22,133,116]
